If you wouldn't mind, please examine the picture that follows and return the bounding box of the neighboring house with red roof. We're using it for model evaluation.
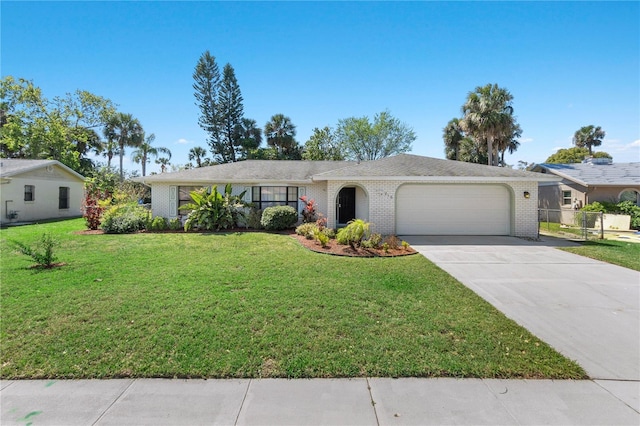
[137,154,558,238]
[0,159,85,226]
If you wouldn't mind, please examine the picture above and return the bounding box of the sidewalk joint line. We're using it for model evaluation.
[92,378,136,426]
[366,377,380,426]
[234,378,251,425]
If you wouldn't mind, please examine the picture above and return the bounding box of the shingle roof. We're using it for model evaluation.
[313,154,556,181]
[137,160,354,184]
[137,155,558,185]
[536,162,640,186]
[0,159,85,180]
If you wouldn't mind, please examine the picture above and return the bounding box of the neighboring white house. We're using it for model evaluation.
[136,154,560,238]
[0,159,85,226]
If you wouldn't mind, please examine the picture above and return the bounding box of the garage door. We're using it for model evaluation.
[396,184,511,235]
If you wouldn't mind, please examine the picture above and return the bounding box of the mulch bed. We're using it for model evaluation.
[292,233,417,258]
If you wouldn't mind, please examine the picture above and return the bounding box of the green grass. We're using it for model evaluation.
[560,239,640,271]
[1,219,585,380]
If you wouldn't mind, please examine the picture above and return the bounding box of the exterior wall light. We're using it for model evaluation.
[524,191,531,199]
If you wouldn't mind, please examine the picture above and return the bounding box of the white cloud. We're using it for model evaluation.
[518,137,534,144]
[630,139,640,147]
[176,138,191,145]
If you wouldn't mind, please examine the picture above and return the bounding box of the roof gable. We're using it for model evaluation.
[0,159,85,181]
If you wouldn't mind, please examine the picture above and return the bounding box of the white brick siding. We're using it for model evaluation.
[326,180,540,238]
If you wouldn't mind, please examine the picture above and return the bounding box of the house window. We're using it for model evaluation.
[178,186,204,212]
[562,191,572,206]
[252,186,298,210]
[58,187,69,209]
[24,185,35,202]
[619,189,640,206]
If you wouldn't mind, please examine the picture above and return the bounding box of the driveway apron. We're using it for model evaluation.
[403,236,640,381]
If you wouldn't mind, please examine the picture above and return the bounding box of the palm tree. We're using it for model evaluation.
[460,84,517,166]
[188,146,208,167]
[264,114,299,158]
[103,112,144,180]
[443,118,464,161]
[155,156,171,173]
[573,125,605,155]
[131,133,171,176]
[496,120,522,166]
[235,118,262,159]
[101,128,119,168]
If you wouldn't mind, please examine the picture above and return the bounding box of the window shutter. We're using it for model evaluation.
[169,186,177,217]
[298,187,306,213]
[244,187,252,203]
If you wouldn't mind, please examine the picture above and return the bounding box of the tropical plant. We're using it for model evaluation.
[180,184,249,231]
[10,233,60,268]
[295,222,318,239]
[265,114,301,159]
[103,112,144,180]
[155,156,171,173]
[260,205,298,230]
[131,133,171,176]
[235,118,262,159]
[460,83,518,166]
[299,195,317,223]
[443,118,464,161]
[573,125,606,155]
[336,219,371,249]
[313,227,330,248]
[188,146,210,168]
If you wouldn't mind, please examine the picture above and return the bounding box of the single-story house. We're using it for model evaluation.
[136,154,560,238]
[530,158,640,212]
[0,159,85,226]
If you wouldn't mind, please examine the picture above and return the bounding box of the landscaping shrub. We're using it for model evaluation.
[101,205,150,234]
[151,216,168,231]
[384,235,401,250]
[336,219,370,249]
[614,201,640,229]
[168,218,182,231]
[296,222,318,239]
[361,233,382,249]
[9,233,60,268]
[246,207,263,229]
[313,228,330,247]
[260,205,298,231]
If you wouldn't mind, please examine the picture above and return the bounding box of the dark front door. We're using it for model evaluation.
[338,187,356,224]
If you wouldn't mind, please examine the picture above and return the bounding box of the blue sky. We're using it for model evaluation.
[2,1,639,174]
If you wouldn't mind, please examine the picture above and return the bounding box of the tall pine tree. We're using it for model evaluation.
[217,64,244,162]
[193,51,222,161]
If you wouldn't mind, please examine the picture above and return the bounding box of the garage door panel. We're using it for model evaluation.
[396,184,511,235]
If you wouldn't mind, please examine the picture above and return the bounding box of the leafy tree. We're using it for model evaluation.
[1,76,115,174]
[188,146,210,167]
[443,118,464,161]
[103,112,144,180]
[235,118,262,159]
[544,147,611,164]
[131,133,171,176]
[457,137,489,165]
[302,126,345,160]
[573,125,605,155]
[460,83,519,166]
[265,114,301,159]
[336,111,415,161]
[193,51,221,158]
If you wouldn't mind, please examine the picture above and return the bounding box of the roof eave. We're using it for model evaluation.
[312,175,561,182]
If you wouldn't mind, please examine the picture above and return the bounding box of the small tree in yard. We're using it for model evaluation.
[299,195,317,223]
[10,233,61,268]
[336,219,371,250]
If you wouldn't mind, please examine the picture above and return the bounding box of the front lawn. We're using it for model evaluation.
[0,219,585,379]
[560,239,640,271]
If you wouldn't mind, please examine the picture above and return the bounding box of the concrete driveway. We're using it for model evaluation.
[403,236,640,381]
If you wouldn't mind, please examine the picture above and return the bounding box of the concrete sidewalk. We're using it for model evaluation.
[2,378,639,425]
